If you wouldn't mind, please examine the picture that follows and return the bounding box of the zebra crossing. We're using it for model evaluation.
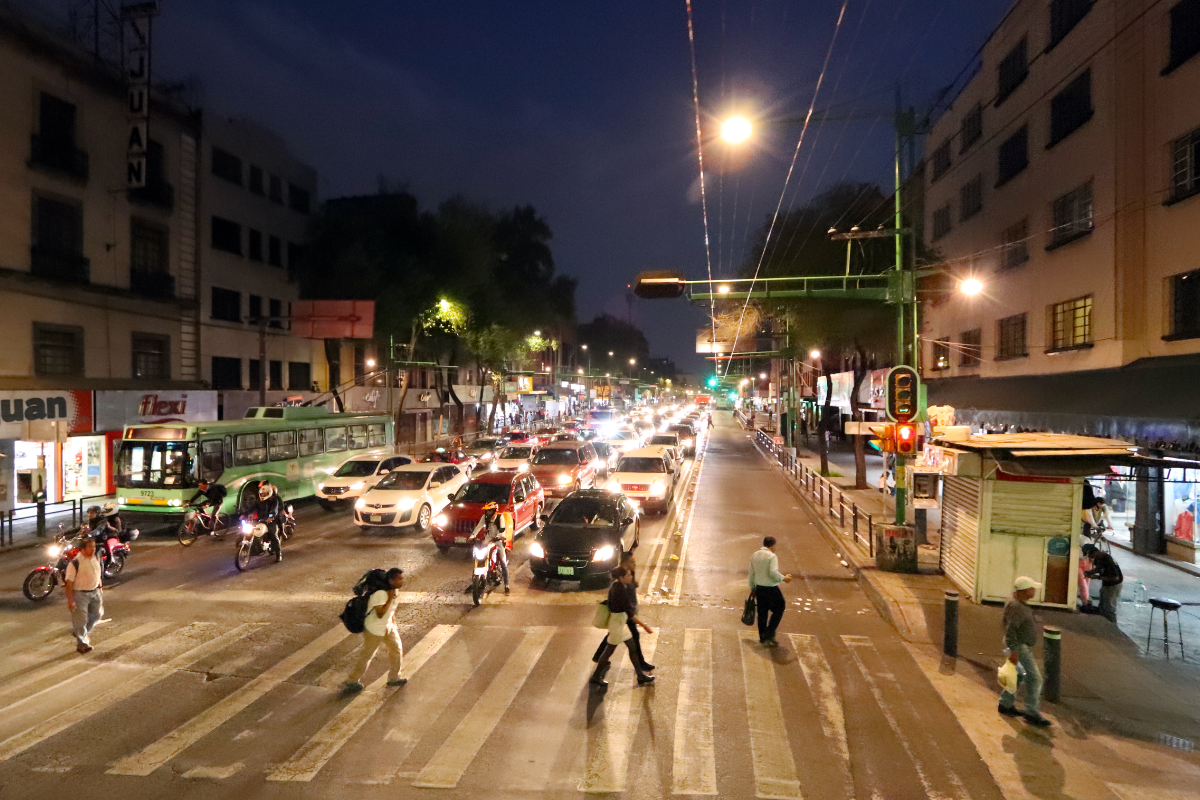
[0,616,986,798]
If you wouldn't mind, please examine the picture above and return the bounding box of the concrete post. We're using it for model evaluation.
[943,590,959,657]
[36,499,46,538]
[1043,626,1061,703]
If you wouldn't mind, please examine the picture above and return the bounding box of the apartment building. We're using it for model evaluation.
[920,0,1200,560]
[198,116,324,418]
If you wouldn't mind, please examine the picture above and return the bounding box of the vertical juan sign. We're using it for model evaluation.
[122,2,158,189]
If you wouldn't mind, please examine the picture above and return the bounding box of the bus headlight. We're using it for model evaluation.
[169,498,182,507]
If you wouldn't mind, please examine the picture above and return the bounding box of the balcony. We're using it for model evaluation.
[130,268,175,298]
[28,134,89,182]
[129,180,175,210]
[30,247,89,284]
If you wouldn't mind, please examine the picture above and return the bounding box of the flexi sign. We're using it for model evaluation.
[0,391,93,438]
[94,391,217,431]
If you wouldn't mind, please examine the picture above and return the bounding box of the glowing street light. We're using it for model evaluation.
[759,372,767,379]
[809,349,821,359]
[718,284,731,294]
[366,359,376,368]
[720,115,752,145]
[960,277,984,296]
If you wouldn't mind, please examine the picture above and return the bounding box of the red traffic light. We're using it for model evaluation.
[895,423,919,455]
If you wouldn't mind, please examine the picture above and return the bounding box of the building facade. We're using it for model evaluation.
[920,0,1200,560]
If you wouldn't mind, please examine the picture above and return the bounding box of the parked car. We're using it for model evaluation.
[528,489,640,582]
[431,471,545,552]
[529,441,598,499]
[315,453,411,510]
[354,462,468,533]
[605,447,676,513]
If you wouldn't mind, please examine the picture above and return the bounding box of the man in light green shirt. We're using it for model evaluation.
[748,536,791,646]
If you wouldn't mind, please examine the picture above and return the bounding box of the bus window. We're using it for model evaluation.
[269,430,297,461]
[200,440,224,482]
[299,428,323,456]
[368,423,387,447]
[115,441,194,488]
[235,433,267,465]
[349,425,368,450]
[223,435,233,468]
[325,426,347,452]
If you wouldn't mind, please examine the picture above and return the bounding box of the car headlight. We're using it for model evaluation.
[592,545,615,562]
[683,438,694,447]
[350,481,365,491]
[518,463,529,472]
[557,474,572,485]
[47,544,61,557]
[490,463,499,472]
[397,498,417,511]
[473,545,489,560]
[605,480,621,492]
[650,480,666,496]
[317,482,325,490]
[529,541,545,558]
[355,498,367,510]
[434,513,449,528]
[480,452,492,461]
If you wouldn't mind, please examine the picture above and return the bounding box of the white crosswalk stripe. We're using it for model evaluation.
[579,630,658,794]
[739,630,803,799]
[673,628,716,795]
[790,633,853,799]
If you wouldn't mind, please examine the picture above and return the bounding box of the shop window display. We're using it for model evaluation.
[1165,468,1198,543]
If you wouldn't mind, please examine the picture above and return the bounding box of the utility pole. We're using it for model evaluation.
[893,83,908,527]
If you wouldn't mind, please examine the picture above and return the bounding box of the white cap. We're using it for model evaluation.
[1013,576,1042,591]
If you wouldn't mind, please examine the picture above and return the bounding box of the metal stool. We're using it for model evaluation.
[1146,598,1185,659]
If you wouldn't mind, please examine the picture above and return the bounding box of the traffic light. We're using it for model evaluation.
[706,375,718,388]
[895,422,919,455]
[885,366,919,422]
[868,424,894,453]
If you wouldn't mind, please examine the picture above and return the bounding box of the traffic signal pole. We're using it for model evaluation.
[893,86,908,527]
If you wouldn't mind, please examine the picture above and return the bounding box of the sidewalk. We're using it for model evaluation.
[744,424,1200,797]
[0,501,95,553]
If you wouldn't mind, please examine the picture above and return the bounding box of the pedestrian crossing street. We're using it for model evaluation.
[0,616,988,798]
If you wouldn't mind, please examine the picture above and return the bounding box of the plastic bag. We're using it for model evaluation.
[997,659,1019,694]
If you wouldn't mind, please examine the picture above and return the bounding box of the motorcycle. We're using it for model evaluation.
[470,536,506,606]
[234,505,294,571]
[96,527,139,579]
[20,525,138,601]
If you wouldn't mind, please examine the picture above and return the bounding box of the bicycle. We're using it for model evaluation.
[178,505,229,546]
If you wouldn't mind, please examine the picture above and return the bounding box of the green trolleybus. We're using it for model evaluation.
[115,406,393,518]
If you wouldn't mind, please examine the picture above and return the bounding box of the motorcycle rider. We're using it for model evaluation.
[100,501,133,543]
[246,482,284,562]
[471,501,511,594]
[188,479,228,516]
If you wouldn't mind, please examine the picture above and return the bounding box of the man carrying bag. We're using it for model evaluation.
[748,536,791,646]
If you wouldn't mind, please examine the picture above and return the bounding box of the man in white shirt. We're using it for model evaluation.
[748,536,792,646]
[65,536,104,654]
[345,568,406,692]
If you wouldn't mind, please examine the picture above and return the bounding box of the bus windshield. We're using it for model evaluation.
[115,441,197,489]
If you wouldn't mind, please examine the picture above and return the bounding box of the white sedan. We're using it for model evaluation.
[492,444,538,473]
[354,463,468,533]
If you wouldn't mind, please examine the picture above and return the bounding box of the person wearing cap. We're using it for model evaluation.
[999,576,1051,727]
[1082,544,1124,623]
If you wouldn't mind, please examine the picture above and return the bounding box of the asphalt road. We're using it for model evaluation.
[0,414,1004,799]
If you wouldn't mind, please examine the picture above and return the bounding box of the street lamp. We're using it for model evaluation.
[960,277,984,296]
[759,372,767,379]
[581,344,591,375]
[366,359,376,368]
[809,349,821,359]
[718,284,730,294]
[720,115,752,145]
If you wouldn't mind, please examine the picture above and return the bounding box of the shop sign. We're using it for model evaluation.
[516,377,533,393]
[94,391,217,431]
[0,391,93,439]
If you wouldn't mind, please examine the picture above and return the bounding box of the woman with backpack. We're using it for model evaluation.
[344,568,406,692]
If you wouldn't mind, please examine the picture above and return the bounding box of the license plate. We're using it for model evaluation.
[557,566,574,576]
[370,515,382,523]
[474,566,487,576]
[455,536,468,543]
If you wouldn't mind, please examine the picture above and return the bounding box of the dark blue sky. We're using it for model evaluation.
[39,0,1014,370]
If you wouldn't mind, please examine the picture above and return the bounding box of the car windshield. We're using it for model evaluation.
[533,449,578,466]
[375,470,430,490]
[591,442,612,457]
[618,457,667,474]
[649,435,677,446]
[335,460,379,478]
[500,446,533,459]
[470,439,501,450]
[454,482,511,504]
[551,497,617,526]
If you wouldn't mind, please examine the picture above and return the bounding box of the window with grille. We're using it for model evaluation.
[1169,269,1200,339]
[211,356,241,389]
[288,362,312,390]
[1169,127,1200,204]
[996,126,1029,186]
[931,140,952,181]
[1049,0,1093,50]
[931,338,951,370]
[1050,182,1093,247]
[131,333,169,380]
[33,323,83,376]
[1050,296,1092,350]
[131,220,168,274]
[959,329,982,366]
[997,314,1028,359]
[932,204,952,240]
[960,175,984,220]
[32,195,86,283]
[960,105,983,152]
[211,287,241,322]
[1000,219,1030,269]
[1048,69,1093,148]
[997,38,1029,105]
[211,216,242,254]
[211,147,242,185]
[1165,0,1200,74]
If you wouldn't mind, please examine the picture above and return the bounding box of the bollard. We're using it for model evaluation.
[36,499,46,538]
[943,591,959,657]
[1043,626,1061,703]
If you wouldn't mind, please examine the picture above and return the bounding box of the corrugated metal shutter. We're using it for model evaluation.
[989,480,1074,536]
[941,477,981,597]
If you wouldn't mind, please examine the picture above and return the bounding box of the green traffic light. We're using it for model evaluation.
[706,376,718,388]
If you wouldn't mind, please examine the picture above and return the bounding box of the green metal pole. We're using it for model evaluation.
[894,84,907,527]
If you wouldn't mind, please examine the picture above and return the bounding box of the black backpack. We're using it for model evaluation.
[339,569,392,634]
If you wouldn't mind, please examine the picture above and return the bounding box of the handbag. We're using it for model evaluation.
[741,590,757,626]
[607,611,632,644]
[592,600,610,630]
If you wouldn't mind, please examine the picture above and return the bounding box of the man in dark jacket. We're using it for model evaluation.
[188,479,227,512]
[1082,544,1123,623]
[247,482,283,562]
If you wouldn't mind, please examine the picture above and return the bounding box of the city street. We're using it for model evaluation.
[0,414,1005,799]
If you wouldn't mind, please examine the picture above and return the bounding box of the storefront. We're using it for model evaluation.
[1,390,94,507]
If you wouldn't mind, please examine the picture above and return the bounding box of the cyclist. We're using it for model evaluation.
[471,501,511,594]
[188,479,228,515]
[246,482,284,562]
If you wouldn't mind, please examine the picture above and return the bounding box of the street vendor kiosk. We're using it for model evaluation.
[921,433,1135,608]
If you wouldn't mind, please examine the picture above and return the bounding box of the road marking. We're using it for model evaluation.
[0,622,168,710]
[181,762,244,780]
[580,630,658,793]
[672,629,716,795]
[841,635,965,800]
[411,626,555,788]
[108,625,350,775]
[0,623,261,763]
[668,453,706,605]
[789,634,852,799]
[266,623,459,783]
[140,588,609,606]
[644,459,694,594]
[738,631,802,799]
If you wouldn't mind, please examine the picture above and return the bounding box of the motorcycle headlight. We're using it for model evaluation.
[47,544,61,557]
[355,498,368,510]
[240,520,253,533]
[434,513,449,528]
[350,481,366,491]
[592,545,615,562]
[529,541,545,558]
[650,480,666,496]
[605,480,621,492]
[397,498,417,511]
[473,545,489,560]
[518,463,529,472]
[557,474,572,485]
[684,438,694,447]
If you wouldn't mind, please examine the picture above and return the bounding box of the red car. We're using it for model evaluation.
[529,441,598,499]
[431,471,545,552]
[419,448,476,473]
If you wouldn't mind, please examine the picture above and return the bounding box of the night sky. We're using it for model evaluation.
[36,0,1014,371]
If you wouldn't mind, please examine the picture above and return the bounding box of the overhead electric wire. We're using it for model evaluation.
[684,0,719,374]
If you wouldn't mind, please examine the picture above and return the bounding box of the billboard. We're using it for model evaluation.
[94,391,218,432]
[0,391,93,440]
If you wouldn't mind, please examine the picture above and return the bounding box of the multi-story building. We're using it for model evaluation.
[197,116,324,418]
[921,0,1200,561]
